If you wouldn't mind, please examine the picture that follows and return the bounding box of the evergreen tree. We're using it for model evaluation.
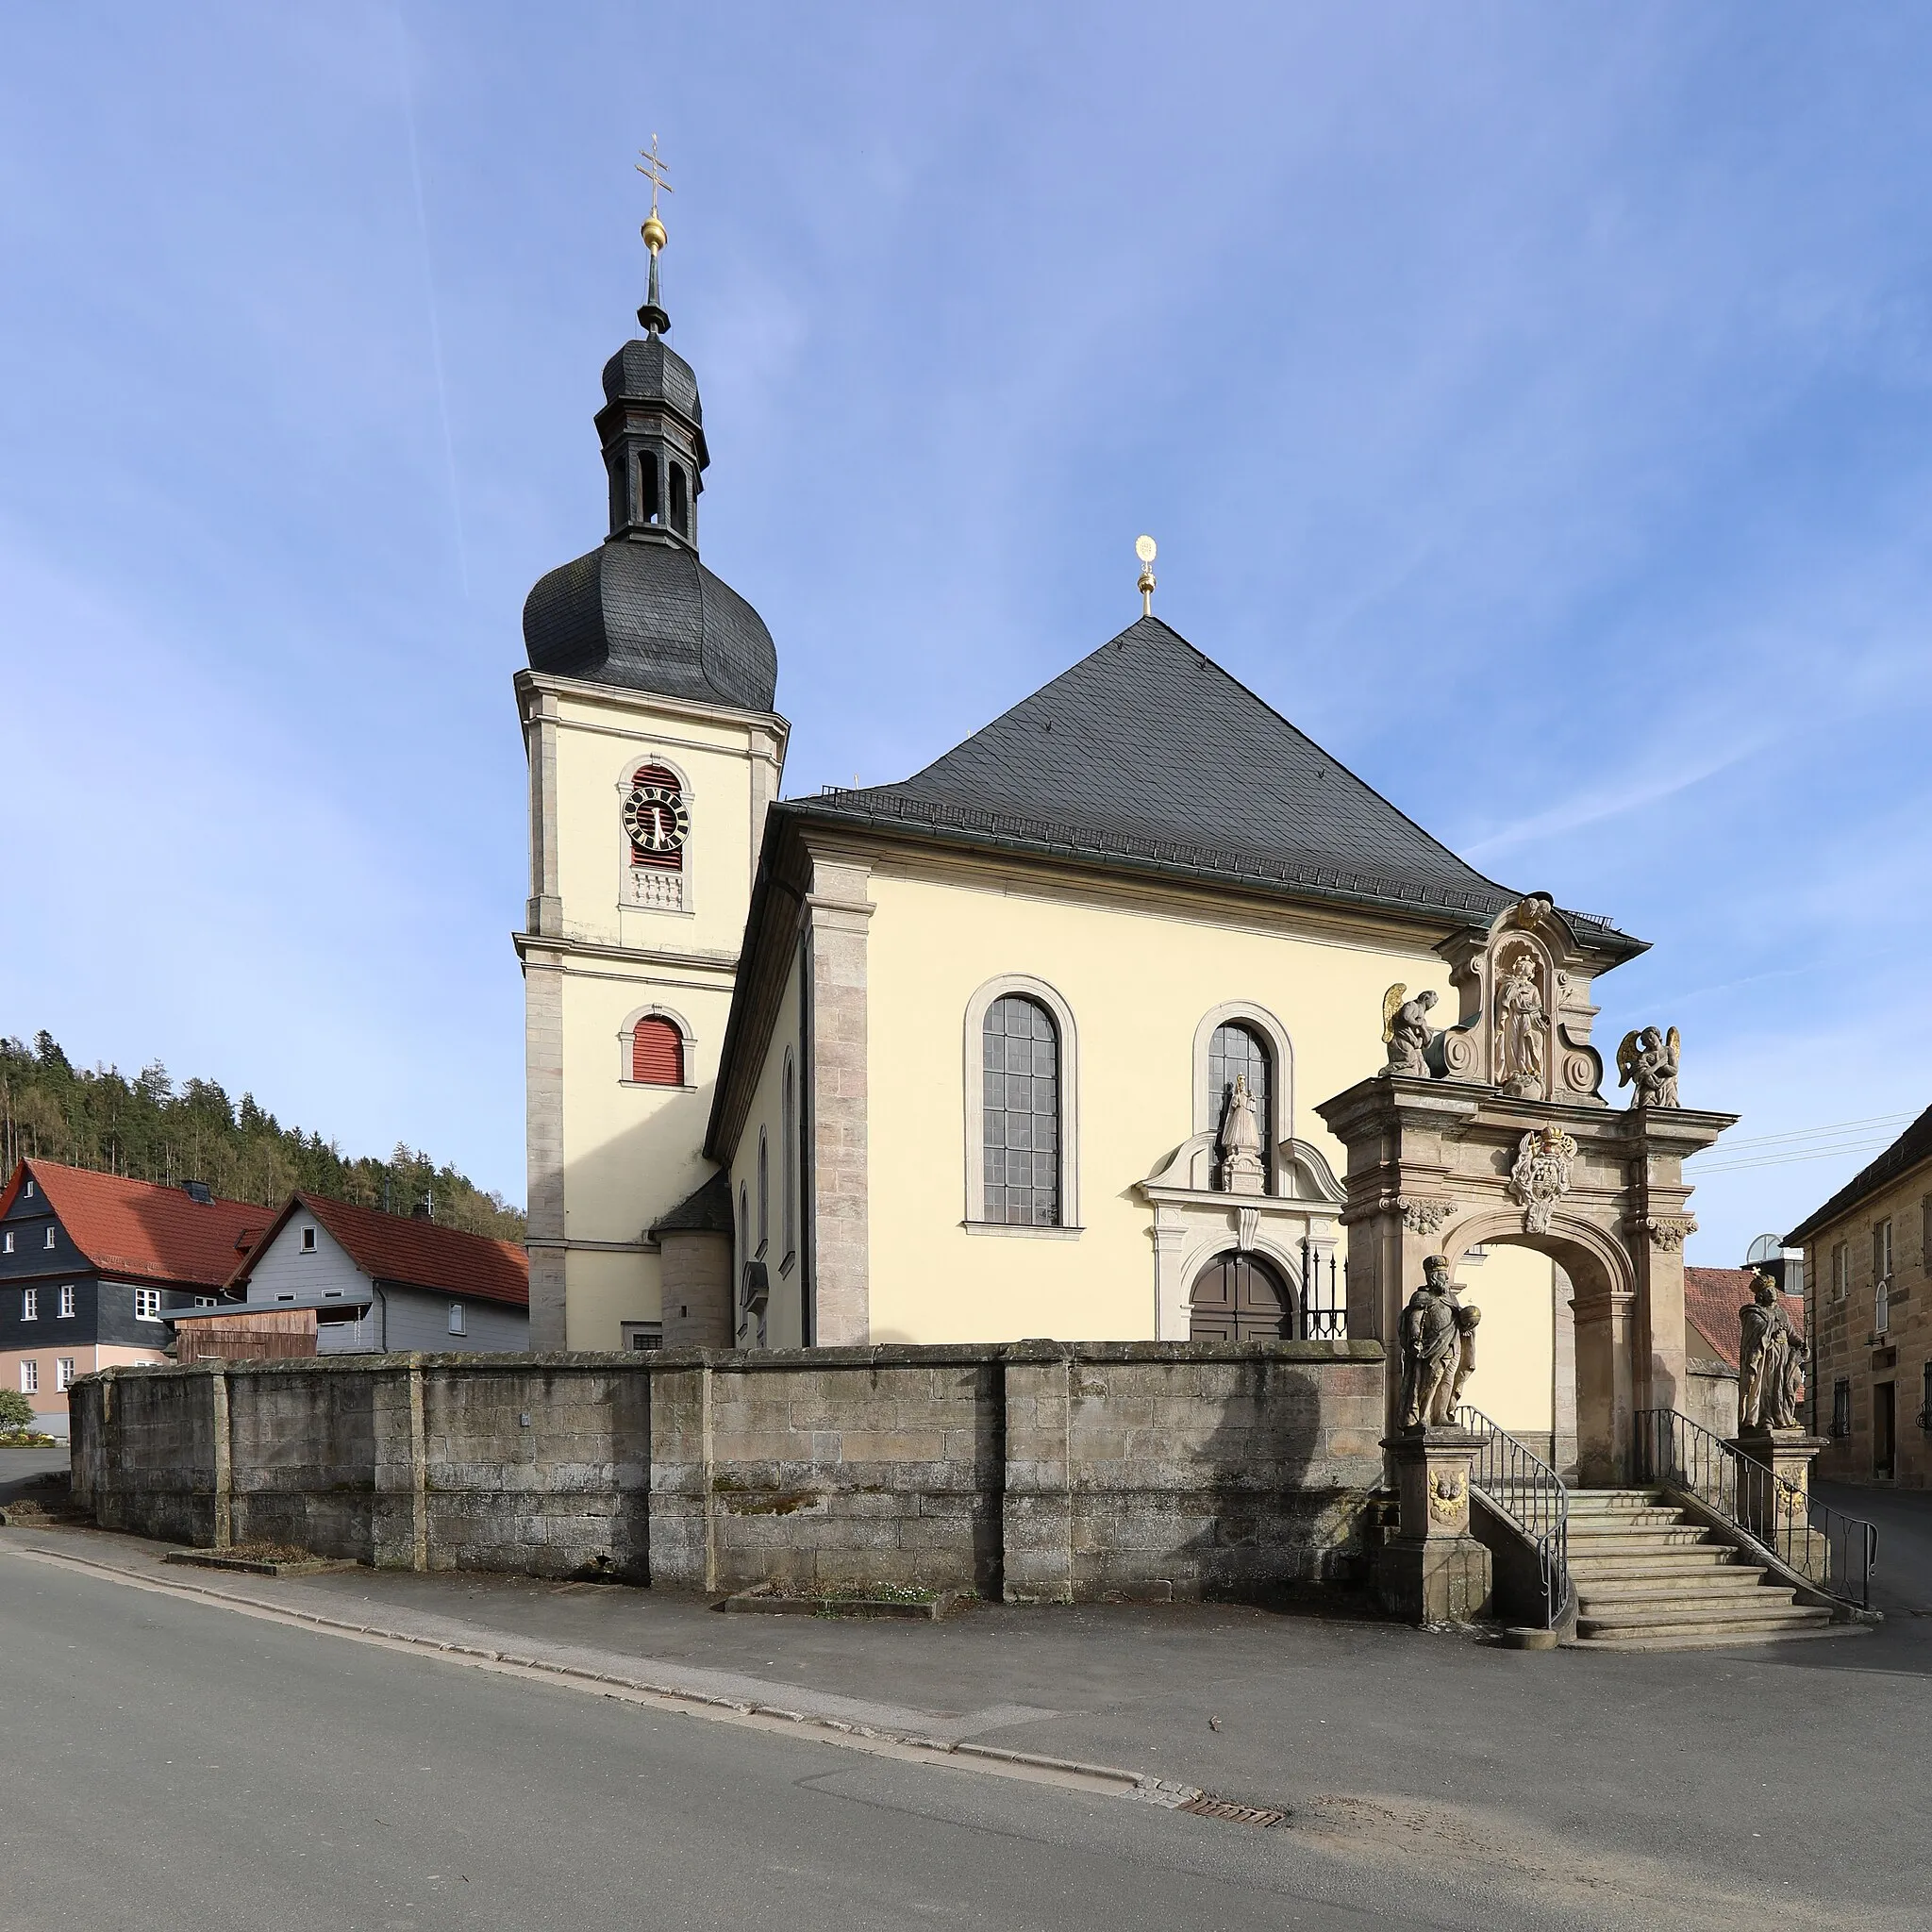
[0,1033,524,1241]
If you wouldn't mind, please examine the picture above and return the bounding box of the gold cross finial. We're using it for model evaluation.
[636,134,674,253]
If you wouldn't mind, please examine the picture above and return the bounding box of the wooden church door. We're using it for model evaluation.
[1188,1252,1294,1342]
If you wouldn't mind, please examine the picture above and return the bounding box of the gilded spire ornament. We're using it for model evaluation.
[635,134,675,334]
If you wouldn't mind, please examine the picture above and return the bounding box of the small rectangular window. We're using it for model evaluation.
[20,1360,38,1394]
[622,1321,663,1351]
[43,1226,56,1250]
[1831,1378,1852,1438]
[134,1288,161,1322]
[447,1302,466,1337]
[301,1226,317,1253]
[21,1288,37,1322]
[1831,1242,1849,1303]
[58,1285,75,1319]
[24,1181,33,1199]
[55,1357,75,1391]
[3,1231,12,1254]
[1874,1218,1893,1287]
[195,1296,216,1308]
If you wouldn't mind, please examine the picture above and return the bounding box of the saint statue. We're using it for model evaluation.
[1739,1273,1806,1430]
[1398,1257,1463,1428]
[1492,952,1547,1098]
[1218,1073,1265,1195]
[1616,1026,1681,1110]
[1381,984,1439,1078]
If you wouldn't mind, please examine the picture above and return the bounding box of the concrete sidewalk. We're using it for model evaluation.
[4,1498,1929,1931]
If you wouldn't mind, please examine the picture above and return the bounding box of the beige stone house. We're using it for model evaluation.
[1789,1105,1932,1489]
[513,242,1665,1453]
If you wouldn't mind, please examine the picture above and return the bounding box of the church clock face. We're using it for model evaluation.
[624,784,690,855]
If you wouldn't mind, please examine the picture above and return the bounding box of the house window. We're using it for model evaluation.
[43,1226,56,1250]
[55,1357,75,1391]
[58,1285,75,1319]
[757,1129,769,1257]
[1831,1241,1849,1304]
[1208,1022,1273,1188]
[447,1303,466,1337]
[983,994,1060,1226]
[3,1231,11,1254]
[301,1226,317,1253]
[1831,1377,1852,1438]
[622,1321,663,1351]
[195,1296,216,1308]
[23,1180,33,1199]
[21,1288,37,1321]
[630,1016,685,1086]
[1875,1220,1894,1333]
[21,1360,38,1394]
[134,1288,161,1322]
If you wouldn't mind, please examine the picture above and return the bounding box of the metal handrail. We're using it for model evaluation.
[1633,1408,1876,1610]
[1457,1405,1572,1630]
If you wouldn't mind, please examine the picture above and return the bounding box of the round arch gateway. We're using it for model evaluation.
[1314,897,1737,1487]
[1189,1250,1297,1342]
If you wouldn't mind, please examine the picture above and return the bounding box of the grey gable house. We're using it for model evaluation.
[166,1191,529,1358]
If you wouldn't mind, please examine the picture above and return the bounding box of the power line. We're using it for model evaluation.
[1694,1111,1912,1154]
[1692,1141,1899,1176]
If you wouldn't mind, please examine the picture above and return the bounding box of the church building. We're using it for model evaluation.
[514,217,1645,1453]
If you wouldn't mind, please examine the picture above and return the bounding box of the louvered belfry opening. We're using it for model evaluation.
[628,762,684,871]
[983,994,1059,1225]
[631,1016,684,1086]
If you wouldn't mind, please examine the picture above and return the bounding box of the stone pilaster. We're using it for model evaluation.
[522,685,563,937]
[1375,1426,1492,1624]
[522,944,568,1352]
[804,852,874,1346]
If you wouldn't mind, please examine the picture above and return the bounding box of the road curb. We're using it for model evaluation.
[0,1538,1177,1804]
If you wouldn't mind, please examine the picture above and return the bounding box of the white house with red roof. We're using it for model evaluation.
[0,1159,272,1436]
[167,1191,529,1358]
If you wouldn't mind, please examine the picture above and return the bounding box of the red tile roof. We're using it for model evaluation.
[1683,1267,1805,1369]
[2,1159,272,1291]
[231,1191,528,1308]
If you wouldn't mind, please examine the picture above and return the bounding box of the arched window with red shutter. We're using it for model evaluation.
[630,1016,685,1087]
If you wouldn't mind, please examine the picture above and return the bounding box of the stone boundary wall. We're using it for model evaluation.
[69,1340,1385,1603]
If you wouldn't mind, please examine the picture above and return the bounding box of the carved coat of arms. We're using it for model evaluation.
[1507,1124,1578,1235]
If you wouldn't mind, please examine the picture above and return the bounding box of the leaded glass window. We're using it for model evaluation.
[1209,1023,1271,1186]
[983,995,1060,1225]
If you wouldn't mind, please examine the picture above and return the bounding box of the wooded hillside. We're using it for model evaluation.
[0,1031,525,1241]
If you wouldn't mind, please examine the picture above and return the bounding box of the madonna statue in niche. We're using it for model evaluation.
[1492,949,1548,1100]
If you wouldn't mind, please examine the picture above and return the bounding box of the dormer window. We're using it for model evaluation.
[301,1226,317,1254]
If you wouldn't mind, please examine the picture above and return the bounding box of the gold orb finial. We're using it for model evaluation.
[1135,534,1157,615]
[641,214,668,255]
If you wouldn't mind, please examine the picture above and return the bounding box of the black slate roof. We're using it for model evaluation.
[524,536,778,713]
[1785,1105,1932,1247]
[649,1170,733,1239]
[796,617,1637,946]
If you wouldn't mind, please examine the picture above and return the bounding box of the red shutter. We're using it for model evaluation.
[628,763,684,872]
[631,1018,684,1086]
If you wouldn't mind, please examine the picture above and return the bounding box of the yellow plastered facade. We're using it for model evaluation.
[516,671,785,1351]
[725,949,806,1350]
[715,848,1560,1432]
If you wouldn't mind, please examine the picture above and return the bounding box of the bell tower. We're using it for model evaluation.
[514,147,787,1350]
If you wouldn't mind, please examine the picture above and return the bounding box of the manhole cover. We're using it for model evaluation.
[1179,1796,1286,1827]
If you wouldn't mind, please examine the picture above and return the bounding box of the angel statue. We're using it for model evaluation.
[1382,985,1439,1078]
[1616,1025,1681,1110]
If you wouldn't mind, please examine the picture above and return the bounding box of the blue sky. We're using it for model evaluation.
[2,6,1928,1259]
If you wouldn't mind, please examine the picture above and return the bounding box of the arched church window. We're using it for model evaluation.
[669,463,690,539]
[982,995,1059,1226]
[757,1129,769,1256]
[781,1052,797,1260]
[625,762,689,874]
[631,1017,684,1086]
[1209,1023,1271,1186]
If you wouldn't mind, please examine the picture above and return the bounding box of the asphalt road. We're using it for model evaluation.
[0,1551,1466,1932]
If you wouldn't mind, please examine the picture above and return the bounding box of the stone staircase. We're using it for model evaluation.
[1564,1489,1847,1650]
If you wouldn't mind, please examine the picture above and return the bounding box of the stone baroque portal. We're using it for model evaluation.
[1317,897,1738,1486]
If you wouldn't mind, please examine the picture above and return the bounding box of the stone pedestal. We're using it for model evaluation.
[1376,1428,1492,1624]
[1730,1426,1828,1575]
